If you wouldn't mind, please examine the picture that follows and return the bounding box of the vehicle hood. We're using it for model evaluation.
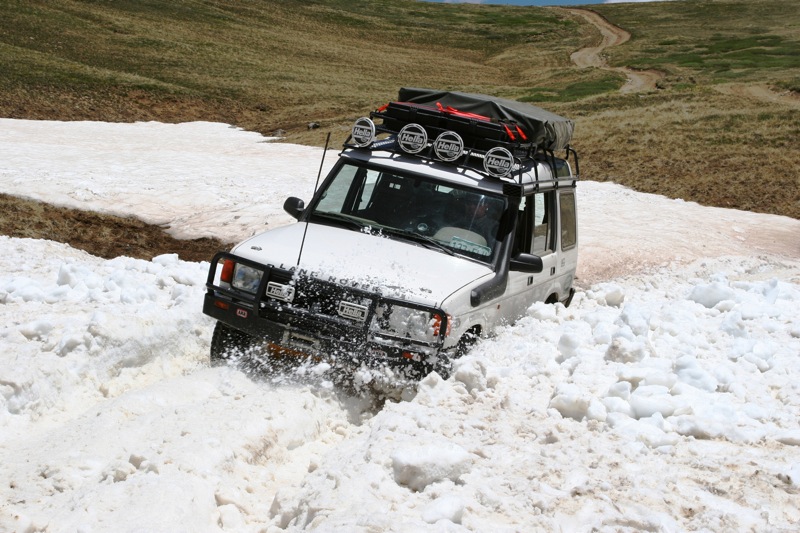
[232,223,493,307]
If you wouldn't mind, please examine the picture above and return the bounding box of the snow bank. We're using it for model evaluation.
[266,255,800,531]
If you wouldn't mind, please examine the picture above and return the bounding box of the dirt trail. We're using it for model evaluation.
[715,83,800,109]
[565,8,664,93]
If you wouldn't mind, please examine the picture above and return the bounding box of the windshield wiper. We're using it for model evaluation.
[312,212,367,231]
[379,227,456,256]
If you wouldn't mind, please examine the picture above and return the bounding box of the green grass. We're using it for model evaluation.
[521,72,627,102]
[591,0,800,85]
[633,34,799,76]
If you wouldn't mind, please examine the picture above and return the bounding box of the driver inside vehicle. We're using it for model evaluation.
[459,193,500,244]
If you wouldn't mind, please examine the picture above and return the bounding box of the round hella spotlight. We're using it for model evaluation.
[351,117,376,147]
[433,131,464,162]
[397,123,428,154]
[484,147,514,177]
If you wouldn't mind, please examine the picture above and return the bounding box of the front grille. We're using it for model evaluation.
[293,277,376,323]
[259,272,377,340]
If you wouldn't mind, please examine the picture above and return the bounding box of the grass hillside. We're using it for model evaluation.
[2,0,798,228]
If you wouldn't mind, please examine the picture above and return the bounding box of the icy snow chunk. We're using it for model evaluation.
[688,281,736,308]
[587,283,625,307]
[152,253,180,266]
[18,319,55,341]
[777,464,800,488]
[602,396,634,417]
[527,301,560,321]
[549,383,591,421]
[556,332,581,363]
[452,357,488,392]
[774,430,800,446]
[607,380,632,400]
[57,263,102,289]
[637,425,680,449]
[57,332,88,356]
[603,381,634,417]
[391,443,472,491]
[671,401,758,442]
[613,417,680,449]
[1,376,39,415]
[628,385,680,419]
[604,335,650,363]
[674,356,717,392]
[617,304,650,336]
[720,311,748,338]
[9,283,48,303]
[421,494,464,524]
[217,504,245,530]
[102,460,136,483]
[730,339,775,371]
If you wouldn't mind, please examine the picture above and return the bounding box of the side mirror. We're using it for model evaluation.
[509,253,543,273]
[283,197,305,220]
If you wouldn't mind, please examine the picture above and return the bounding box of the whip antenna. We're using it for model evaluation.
[296,132,331,266]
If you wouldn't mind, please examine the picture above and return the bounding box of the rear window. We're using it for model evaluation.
[560,191,577,250]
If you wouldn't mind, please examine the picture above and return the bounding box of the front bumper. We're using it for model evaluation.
[202,252,449,369]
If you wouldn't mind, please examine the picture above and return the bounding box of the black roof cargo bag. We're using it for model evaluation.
[398,88,574,151]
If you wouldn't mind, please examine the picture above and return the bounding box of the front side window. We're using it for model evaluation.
[513,191,555,256]
[531,192,554,255]
[311,162,507,263]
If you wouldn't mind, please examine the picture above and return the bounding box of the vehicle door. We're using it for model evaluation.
[500,190,560,321]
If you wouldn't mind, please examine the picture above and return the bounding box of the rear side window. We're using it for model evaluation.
[560,191,577,250]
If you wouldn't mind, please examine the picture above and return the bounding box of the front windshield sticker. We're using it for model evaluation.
[449,236,491,256]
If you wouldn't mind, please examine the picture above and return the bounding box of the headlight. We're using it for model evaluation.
[370,304,447,343]
[232,263,262,293]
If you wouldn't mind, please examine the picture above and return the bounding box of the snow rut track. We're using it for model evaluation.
[0,238,368,531]
[1,367,362,532]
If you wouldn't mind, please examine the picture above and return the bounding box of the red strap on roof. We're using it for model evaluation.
[437,102,528,141]
[436,102,492,122]
[383,100,529,142]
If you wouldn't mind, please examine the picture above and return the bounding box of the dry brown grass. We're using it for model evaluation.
[563,89,800,219]
[0,193,231,261]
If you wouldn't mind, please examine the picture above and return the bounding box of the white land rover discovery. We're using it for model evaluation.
[203,88,578,380]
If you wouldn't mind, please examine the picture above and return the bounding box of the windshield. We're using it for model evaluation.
[310,162,507,263]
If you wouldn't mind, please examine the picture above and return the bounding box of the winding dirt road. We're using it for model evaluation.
[564,8,800,107]
[565,8,663,93]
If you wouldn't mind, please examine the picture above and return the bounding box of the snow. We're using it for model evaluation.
[1,119,800,532]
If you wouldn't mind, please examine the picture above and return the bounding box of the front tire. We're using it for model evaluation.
[210,322,255,365]
[433,328,480,379]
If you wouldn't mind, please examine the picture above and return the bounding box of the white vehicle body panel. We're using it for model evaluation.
[233,223,493,309]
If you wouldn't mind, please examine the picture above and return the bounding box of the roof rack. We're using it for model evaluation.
[343,89,578,188]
